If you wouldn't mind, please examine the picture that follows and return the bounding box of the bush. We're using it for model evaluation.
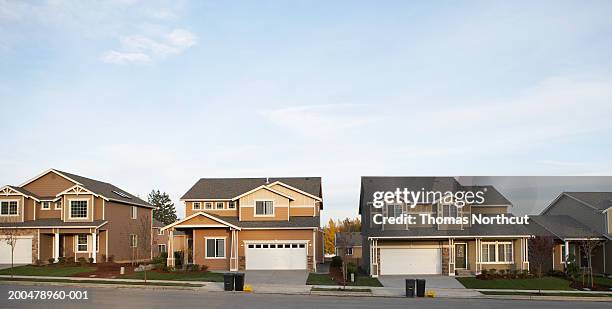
[47,258,55,264]
[182,264,201,272]
[77,257,87,265]
[108,255,115,263]
[200,265,209,272]
[153,252,168,265]
[499,269,506,276]
[330,256,343,267]
[58,257,66,264]
[34,259,44,266]
[547,270,566,278]
[346,262,357,274]
[88,257,94,264]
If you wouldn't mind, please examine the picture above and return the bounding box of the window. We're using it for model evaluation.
[42,201,50,210]
[131,206,137,219]
[346,247,353,255]
[158,229,164,236]
[481,242,513,263]
[216,202,224,209]
[69,200,88,218]
[192,202,201,210]
[560,244,566,263]
[228,201,236,209]
[255,201,274,216]
[0,201,18,216]
[158,244,167,253]
[206,238,225,258]
[55,201,62,210]
[130,234,138,248]
[442,204,458,218]
[205,202,212,209]
[76,234,88,252]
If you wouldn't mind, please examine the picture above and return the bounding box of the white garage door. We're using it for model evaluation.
[0,237,33,264]
[246,242,307,270]
[380,248,441,275]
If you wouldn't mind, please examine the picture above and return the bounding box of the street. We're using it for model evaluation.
[0,284,607,309]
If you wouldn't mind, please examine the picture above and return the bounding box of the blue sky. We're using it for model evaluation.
[1,1,612,222]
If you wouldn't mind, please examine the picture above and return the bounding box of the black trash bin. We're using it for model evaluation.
[223,273,235,291]
[416,279,426,297]
[405,279,416,297]
[234,273,245,291]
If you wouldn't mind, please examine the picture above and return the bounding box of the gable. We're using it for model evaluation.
[178,215,224,227]
[22,171,76,197]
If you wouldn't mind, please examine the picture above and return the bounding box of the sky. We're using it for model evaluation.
[1,1,612,222]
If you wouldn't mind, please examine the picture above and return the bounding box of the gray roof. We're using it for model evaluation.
[174,213,320,229]
[528,215,604,240]
[152,219,166,228]
[564,192,612,210]
[359,177,512,214]
[55,170,152,208]
[0,218,107,228]
[336,232,362,247]
[181,177,322,200]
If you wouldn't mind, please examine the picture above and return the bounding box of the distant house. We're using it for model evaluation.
[0,169,154,264]
[536,192,612,274]
[335,232,362,262]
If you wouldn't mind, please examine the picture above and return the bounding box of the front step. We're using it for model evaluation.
[455,269,474,276]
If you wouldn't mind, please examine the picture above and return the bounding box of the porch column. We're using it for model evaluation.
[524,237,529,271]
[91,231,97,263]
[167,229,175,267]
[370,238,379,277]
[53,231,60,262]
[564,240,570,268]
[230,229,238,271]
[448,238,455,276]
[475,238,481,274]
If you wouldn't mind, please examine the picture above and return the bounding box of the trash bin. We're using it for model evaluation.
[416,279,426,297]
[224,273,235,291]
[234,273,245,291]
[405,279,416,297]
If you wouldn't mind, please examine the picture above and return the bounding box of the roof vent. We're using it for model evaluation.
[112,190,131,199]
[265,177,270,184]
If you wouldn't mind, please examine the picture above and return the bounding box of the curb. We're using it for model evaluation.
[0,280,202,291]
[480,294,612,302]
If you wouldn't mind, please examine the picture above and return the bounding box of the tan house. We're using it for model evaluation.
[360,177,531,277]
[0,169,154,264]
[162,177,324,271]
[335,232,362,264]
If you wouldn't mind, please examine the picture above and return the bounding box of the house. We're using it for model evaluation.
[161,177,324,271]
[359,177,531,277]
[152,218,185,257]
[537,192,612,274]
[335,232,362,264]
[528,215,605,273]
[0,169,154,264]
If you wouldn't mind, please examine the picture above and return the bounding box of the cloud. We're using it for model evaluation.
[101,28,197,64]
[101,50,151,65]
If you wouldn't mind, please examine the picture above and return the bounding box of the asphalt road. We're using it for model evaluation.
[0,284,607,309]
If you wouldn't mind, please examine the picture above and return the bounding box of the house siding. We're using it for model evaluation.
[22,172,75,197]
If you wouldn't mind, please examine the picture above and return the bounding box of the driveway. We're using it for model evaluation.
[379,275,466,289]
[244,270,309,285]
[0,264,25,270]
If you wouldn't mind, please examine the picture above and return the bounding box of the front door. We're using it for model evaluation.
[455,243,467,269]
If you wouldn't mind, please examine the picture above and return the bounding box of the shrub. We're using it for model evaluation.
[489,269,497,275]
[499,269,506,276]
[183,264,201,272]
[330,256,343,267]
[47,258,55,264]
[153,252,168,265]
[481,269,488,275]
[34,259,44,266]
[200,265,209,272]
[346,262,358,274]
[108,255,115,263]
[77,257,87,265]
[88,257,94,264]
[58,257,66,264]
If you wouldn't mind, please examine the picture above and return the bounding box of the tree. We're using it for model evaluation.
[323,219,337,255]
[148,190,177,225]
[528,236,555,277]
[1,225,19,278]
[336,217,361,233]
[578,237,602,288]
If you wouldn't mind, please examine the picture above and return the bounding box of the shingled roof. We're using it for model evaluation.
[564,192,612,210]
[528,215,605,240]
[181,177,322,200]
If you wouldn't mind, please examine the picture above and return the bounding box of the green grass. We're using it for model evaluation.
[456,276,574,290]
[0,278,203,287]
[306,273,383,287]
[311,287,371,292]
[594,276,612,288]
[0,265,95,277]
[480,291,612,297]
[120,271,224,282]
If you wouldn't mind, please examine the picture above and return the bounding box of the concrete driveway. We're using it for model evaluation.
[379,275,465,289]
[244,270,309,285]
[0,264,25,270]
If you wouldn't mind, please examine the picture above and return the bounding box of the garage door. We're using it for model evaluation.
[0,237,32,264]
[380,248,441,275]
[246,242,307,270]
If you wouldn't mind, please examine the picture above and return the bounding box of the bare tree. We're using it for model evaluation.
[1,225,19,278]
[578,237,602,289]
[528,236,555,277]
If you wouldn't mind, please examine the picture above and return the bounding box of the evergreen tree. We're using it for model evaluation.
[148,190,177,225]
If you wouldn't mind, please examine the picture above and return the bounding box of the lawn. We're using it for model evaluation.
[479,291,612,297]
[456,276,574,290]
[594,275,612,288]
[120,270,224,282]
[0,265,95,277]
[0,278,203,287]
[306,273,383,287]
[311,287,371,292]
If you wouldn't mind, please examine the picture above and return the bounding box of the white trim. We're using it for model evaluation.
[243,240,310,244]
[0,185,41,202]
[56,185,101,199]
[130,234,138,248]
[192,202,202,210]
[0,199,20,216]
[480,241,513,264]
[170,224,228,228]
[75,234,88,253]
[369,235,531,239]
[160,211,241,231]
[254,199,275,217]
[204,202,213,209]
[215,201,225,210]
[454,242,468,269]
[131,206,137,219]
[267,181,322,201]
[68,198,89,220]
[54,200,62,210]
[181,199,232,202]
[204,237,227,259]
[231,185,295,201]
[0,222,108,229]
[41,201,51,210]
[158,244,167,253]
